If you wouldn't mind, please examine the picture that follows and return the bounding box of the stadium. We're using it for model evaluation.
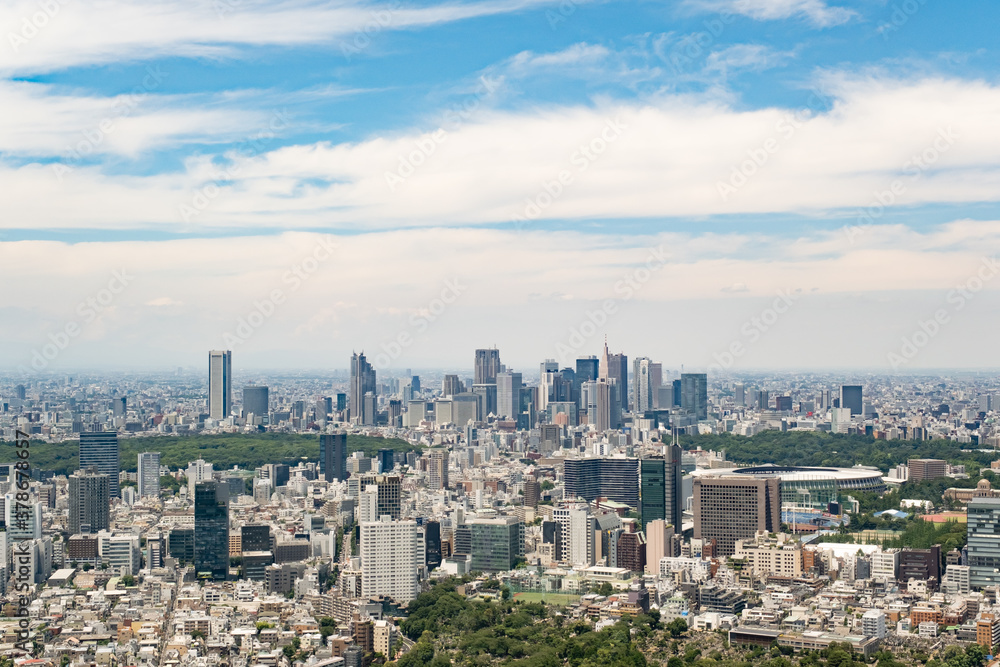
[691,465,886,511]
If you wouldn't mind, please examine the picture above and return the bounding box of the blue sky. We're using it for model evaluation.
[3,0,1000,372]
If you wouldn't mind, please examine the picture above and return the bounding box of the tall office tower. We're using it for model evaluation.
[599,339,629,414]
[377,448,395,474]
[187,459,214,496]
[68,467,110,534]
[79,431,120,499]
[4,494,42,540]
[672,379,682,406]
[553,506,596,567]
[442,374,463,396]
[644,520,675,574]
[336,393,348,412]
[735,383,745,407]
[320,432,348,482]
[425,520,442,571]
[693,475,781,557]
[410,376,420,393]
[15,384,26,400]
[359,517,419,603]
[841,385,863,416]
[681,373,708,420]
[474,348,501,385]
[576,356,599,391]
[757,389,769,410]
[968,497,1000,589]
[640,445,683,531]
[350,352,377,425]
[472,383,498,416]
[112,396,126,417]
[497,371,522,420]
[523,476,541,508]
[137,452,161,498]
[261,463,290,489]
[194,480,230,581]
[427,450,449,490]
[243,385,269,418]
[581,378,616,432]
[633,357,656,413]
[649,362,662,408]
[563,458,639,507]
[208,350,232,420]
[357,474,402,520]
[469,517,525,572]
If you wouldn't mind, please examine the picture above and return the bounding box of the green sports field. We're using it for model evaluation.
[513,592,580,606]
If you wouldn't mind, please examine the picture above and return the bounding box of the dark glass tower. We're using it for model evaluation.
[640,444,683,531]
[320,432,348,482]
[195,481,230,580]
[79,431,120,499]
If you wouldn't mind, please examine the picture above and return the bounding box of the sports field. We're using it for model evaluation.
[513,592,580,606]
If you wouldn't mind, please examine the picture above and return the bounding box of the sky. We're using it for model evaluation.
[3,0,1000,375]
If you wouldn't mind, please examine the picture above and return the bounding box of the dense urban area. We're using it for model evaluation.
[2,344,1000,667]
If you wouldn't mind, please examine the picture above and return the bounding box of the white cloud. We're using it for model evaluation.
[704,44,795,73]
[2,223,999,371]
[1,0,578,75]
[3,75,1000,230]
[0,79,276,158]
[688,0,856,27]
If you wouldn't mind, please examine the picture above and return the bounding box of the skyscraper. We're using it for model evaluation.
[693,475,781,557]
[633,357,656,413]
[79,431,120,499]
[137,451,161,498]
[377,448,395,474]
[360,517,419,604]
[497,371,522,421]
[243,385,269,418]
[194,480,230,580]
[681,373,708,420]
[599,339,628,414]
[841,385,863,416]
[68,467,110,534]
[350,352,377,425]
[320,432,348,482]
[968,497,1000,590]
[427,450,449,490]
[208,350,232,420]
[640,445,683,531]
[442,374,463,396]
[474,348,501,385]
[357,474,402,520]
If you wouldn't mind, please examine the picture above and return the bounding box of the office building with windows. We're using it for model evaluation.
[208,350,232,420]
